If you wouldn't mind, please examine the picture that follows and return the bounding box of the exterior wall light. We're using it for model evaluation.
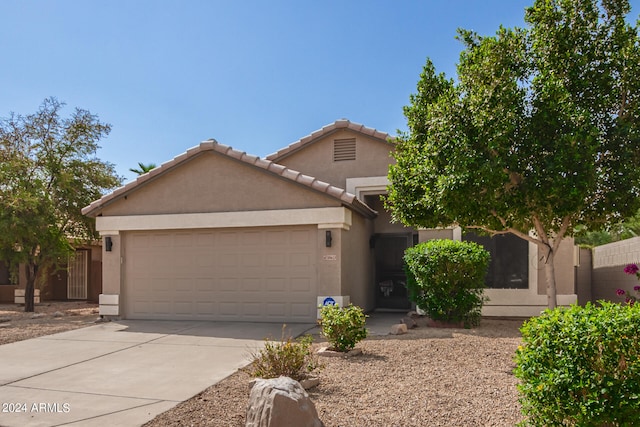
[105,236,113,252]
[325,230,332,248]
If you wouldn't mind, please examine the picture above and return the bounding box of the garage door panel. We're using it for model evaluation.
[266,253,286,267]
[291,278,312,292]
[265,230,287,245]
[174,301,193,315]
[155,305,172,317]
[219,302,239,316]
[265,278,286,291]
[266,303,286,317]
[241,253,263,267]
[241,231,264,245]
[124,226,317,322]
[242,302,263,316]
[291,253,311,267]
[291,303,314,317]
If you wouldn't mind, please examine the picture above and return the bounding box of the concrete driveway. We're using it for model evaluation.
[0,320,315,427]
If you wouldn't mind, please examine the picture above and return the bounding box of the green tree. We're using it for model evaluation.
[129,162,156,175]
[386,0,640,309]
[0,98,122,312]
[574,208,640,246]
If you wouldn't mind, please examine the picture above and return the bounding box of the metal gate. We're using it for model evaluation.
[67,250,88,299]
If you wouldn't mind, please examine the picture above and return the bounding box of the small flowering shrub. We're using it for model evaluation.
[514,302,640,426]
[404,239,490,327]
[617,263,640,304]
[319,304,368,352]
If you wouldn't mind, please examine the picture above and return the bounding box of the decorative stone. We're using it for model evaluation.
[299,377,320,390]
[401,316,418,329]
[246,376,324,427]
[52,311,64,318]
[317,346,362,357]
[30,313,46,319]
[390,323,408,335]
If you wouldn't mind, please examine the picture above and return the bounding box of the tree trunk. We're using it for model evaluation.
[544,248,558,310]
[24,263,38,313]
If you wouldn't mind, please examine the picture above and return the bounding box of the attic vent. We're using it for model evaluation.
[333,138,356,161]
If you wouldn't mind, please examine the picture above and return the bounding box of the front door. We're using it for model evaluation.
[67,250,89,300]
[374,234,412,310]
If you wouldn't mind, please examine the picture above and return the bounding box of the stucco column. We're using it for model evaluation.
[316,227,342,297]
[99,232,122,317]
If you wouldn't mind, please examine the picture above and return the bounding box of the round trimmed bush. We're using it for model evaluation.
[515,302,640,426]
[319,303,367,352]
[404,239,490,327]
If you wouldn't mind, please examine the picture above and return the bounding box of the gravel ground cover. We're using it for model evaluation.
[0,303,525,426]
[0,301,99,345]
[145,318,525,427]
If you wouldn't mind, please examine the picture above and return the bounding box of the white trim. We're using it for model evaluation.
[346,176,389,199]
[316,295,350,319]
[99,294,120,316]
[482,294,578,317]
[95,207,353,233]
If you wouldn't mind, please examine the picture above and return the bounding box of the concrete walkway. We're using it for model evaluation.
[0,320,314,427]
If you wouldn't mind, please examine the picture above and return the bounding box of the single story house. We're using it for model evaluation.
[82,120,579,322]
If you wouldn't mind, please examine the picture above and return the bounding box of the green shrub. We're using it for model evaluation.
[514,302,640,426]
[319,303,368,352]
[404,239,490,327]
[248,331,321,381]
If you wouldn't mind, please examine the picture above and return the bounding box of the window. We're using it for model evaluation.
[463,232,529,289]
[333,138,356,161]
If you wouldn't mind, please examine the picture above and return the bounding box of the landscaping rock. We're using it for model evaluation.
[30,313,46,319]
[52,311,64,318]
[390,323,408,335]
[299,377,320,390]
[317,347,362,357]
[246,376,324,427]
[401,316,418,329]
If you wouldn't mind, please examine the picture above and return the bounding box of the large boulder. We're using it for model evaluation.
[246,376,324,427]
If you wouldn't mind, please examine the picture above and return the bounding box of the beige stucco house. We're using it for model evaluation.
[82,119,579,322]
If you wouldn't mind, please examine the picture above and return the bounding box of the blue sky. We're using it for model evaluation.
[1,0,638,183]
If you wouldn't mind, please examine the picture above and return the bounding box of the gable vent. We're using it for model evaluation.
[333,138,356,161]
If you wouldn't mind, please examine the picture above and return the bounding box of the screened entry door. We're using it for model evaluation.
[67,250,89,299]
[374,234,412,310]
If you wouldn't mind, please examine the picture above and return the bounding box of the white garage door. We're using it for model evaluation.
[123,226,317,322]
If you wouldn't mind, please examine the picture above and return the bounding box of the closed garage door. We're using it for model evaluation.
[123,225,317,322]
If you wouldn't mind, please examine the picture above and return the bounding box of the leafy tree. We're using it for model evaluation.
[574,208,640,246]
[129,162,156,175]
[386,0,640,308]
[0,98,121,312]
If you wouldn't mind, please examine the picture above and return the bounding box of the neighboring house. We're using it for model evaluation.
[82,120,580,322]
[0,246,103,304]
[43,245,103,302]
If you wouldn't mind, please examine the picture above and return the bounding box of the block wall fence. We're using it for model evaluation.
[591,236,640,303]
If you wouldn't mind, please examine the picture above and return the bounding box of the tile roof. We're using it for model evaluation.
[266,119,395,161]
[82,140,376,218]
